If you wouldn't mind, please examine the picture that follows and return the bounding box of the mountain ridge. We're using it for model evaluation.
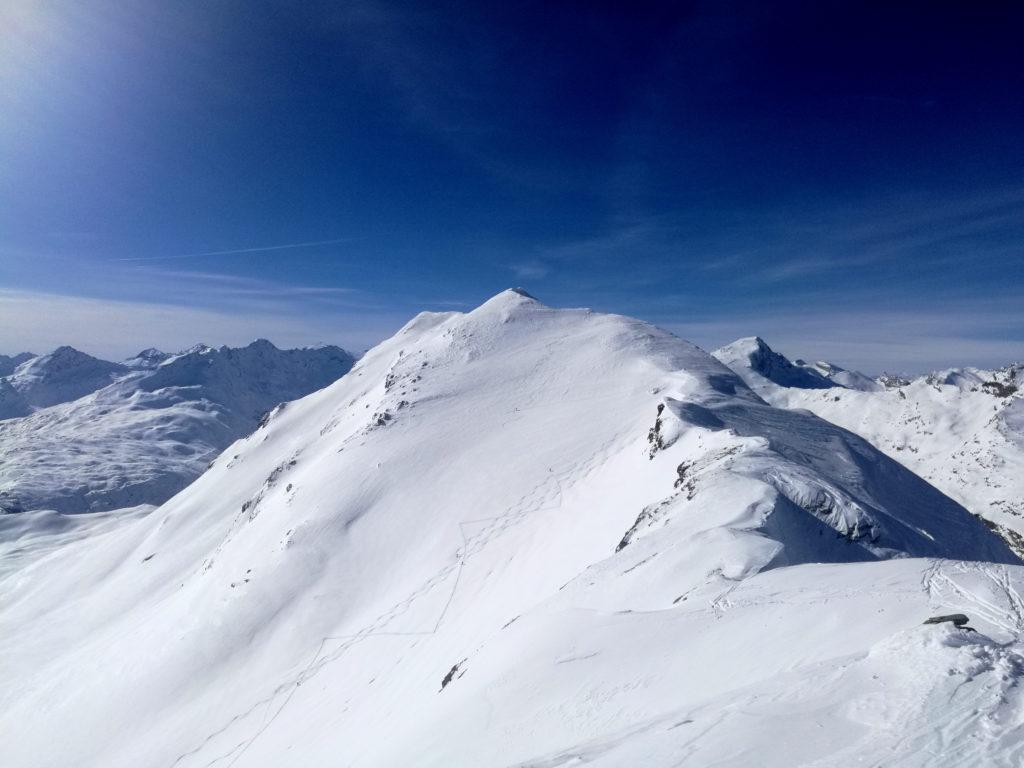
[0,339,354,513]
[715,336,1024,554]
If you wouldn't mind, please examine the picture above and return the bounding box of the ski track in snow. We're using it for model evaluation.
[171,430,628,768]
[923,560,1024,637]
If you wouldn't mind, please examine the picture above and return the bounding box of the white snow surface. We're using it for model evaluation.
[3,291,1023,767]
[715,337,1024,552]
[0,340,354,513]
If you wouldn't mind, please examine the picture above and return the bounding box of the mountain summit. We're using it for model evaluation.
[712,336,835,391]
[5,346,127,409]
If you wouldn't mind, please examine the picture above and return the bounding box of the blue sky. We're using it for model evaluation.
[1,1,1021,372]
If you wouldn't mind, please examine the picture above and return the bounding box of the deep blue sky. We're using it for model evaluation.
[1,1,1021,371]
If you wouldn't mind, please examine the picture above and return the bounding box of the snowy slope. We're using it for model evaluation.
[795,358,882,391]
[124,347,172,370]
[3,290,1021,768]
[711,336,833,391]
[0,340,354,513]
[4,345,128,409]
[715,338,1024,553]
[0,351,36,377]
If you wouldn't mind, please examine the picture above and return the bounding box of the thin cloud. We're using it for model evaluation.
[138,268,358,296]
[509,261,550,280]
[115,237,361,262]
[0,289,405,360]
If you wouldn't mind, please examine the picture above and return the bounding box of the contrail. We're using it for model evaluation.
[115,237,358,262]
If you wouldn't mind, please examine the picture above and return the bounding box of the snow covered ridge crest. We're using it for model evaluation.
[714,335,1024,556]
[4,290,1023,768]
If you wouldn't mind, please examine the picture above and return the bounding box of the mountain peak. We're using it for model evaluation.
[472,287,544,317]
[245,338,279,351]
[734,336,771,352]
[49,345,88,358]
[6,346,127,409]
[487,287,540,304]
[19,345,118,371]
[713,336,834,391]
[715,338,883,393]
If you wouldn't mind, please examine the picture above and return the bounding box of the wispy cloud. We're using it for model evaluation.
[138,268,358,297]
[528,185,1024,296]
[509,261,550,280]
[115,237,360,262]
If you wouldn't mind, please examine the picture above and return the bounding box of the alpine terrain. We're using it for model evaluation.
[0,340,354,514]
[3,291,1023,767]
[715,336,1024,554]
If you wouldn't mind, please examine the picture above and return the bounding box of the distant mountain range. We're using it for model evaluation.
[0,340,354,513]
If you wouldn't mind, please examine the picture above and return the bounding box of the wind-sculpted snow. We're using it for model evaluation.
[716,337,1024,555]
[0,340,354,513]
[1,291,1020,767]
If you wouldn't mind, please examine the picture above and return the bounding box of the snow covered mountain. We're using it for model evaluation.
[711,336,835,391]
[794,358,882,391]
[0,340,354,514]
[4,345,128,410]
[0,351,35,377]
[714,337,1024,554]
[712,336,880,393]
[124,347,172,370]
[4,290,1022,768]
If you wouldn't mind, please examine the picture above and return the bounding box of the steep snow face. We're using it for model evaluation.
[716,339,1024,554]
[2,291,1019,768]
[4,346,127,409]
[0,340,354,513]
[712,336,833,391]
[713,338,881,393]
[0,351,36,377]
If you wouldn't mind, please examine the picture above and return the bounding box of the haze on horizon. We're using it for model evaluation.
[1,1,1021,373]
